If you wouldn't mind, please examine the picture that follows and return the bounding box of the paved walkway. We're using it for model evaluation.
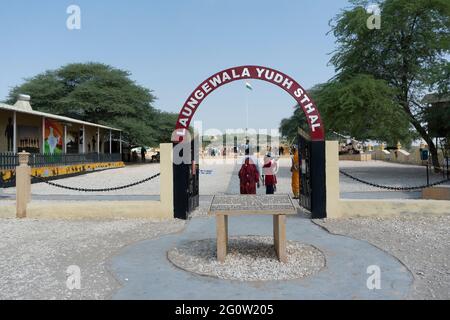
[109,214,413,300]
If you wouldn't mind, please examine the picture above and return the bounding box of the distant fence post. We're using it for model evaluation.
[16,151,31,218]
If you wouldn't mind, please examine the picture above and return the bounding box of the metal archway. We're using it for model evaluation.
[173,65,325,143]
[173,66,326,219]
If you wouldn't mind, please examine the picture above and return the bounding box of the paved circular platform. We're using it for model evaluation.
[167,236,325,281]
[108,214,413,299]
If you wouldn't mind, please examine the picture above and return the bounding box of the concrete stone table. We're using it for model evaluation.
[208,195,297,263]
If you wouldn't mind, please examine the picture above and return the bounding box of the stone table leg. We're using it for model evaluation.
[216,214,228,262]
[273,214,287,263]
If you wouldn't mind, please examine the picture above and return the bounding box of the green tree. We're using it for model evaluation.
[6,62,177,147]
[154,111,180,143]
[280,84,323,143]
[314,75,414,146]
[329,0,450,168]
[280,106,310,144]
[280,78,415,146]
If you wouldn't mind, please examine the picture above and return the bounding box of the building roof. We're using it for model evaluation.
[0,102,122,131]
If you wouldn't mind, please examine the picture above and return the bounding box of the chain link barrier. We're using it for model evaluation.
[28,169,450,192]
[31,173,160,192]
[339,170,450,191]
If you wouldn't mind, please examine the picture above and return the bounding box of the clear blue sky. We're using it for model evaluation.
[0,0,351,133]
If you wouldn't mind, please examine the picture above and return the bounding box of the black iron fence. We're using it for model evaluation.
[0,153,19,170]
[0,152,121,170]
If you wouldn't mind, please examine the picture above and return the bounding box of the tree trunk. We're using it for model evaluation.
[407,112,441,171]
[428,141,441,172]
[396,31,442,170]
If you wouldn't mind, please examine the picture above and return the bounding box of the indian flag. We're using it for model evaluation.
[245,82,253,91]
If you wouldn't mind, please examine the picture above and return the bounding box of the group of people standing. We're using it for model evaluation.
[238,146,300,198]
[238,153,278,195]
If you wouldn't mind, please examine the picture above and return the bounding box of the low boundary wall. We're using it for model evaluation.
[0,143,174,220]
[422,185,450,201]
[326,141,450,218]
[3,141,448,220]
[339,153,371,161]
[1,161,125,188]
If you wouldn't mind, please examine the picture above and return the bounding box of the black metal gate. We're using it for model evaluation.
[173,135,200,220]
[297,128,326,219]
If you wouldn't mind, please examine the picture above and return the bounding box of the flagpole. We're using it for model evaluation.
[245,90,249,138]
[244,82,252,140]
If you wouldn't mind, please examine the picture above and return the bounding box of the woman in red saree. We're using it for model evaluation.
[238,157,260,194]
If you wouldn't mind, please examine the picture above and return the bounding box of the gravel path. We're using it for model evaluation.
[198,160,236,195]
[314,215,450,300]
[0,218,185,299]
[168,236,325,281]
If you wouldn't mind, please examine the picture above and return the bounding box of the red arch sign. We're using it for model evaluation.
[173,65,325,142]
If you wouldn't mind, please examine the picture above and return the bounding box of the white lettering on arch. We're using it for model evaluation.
[187,97,199,110]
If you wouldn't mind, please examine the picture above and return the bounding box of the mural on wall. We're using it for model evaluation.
[44,119,63,154]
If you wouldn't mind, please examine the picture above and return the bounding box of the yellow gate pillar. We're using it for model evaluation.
[159,143,174,217]
[325,141,341,218]
[16,151,31,218]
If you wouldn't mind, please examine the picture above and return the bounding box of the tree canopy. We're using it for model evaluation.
[281,0,449,167]
[6,63,177,147]
[330,0,449,166]
[280,77,414,145]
